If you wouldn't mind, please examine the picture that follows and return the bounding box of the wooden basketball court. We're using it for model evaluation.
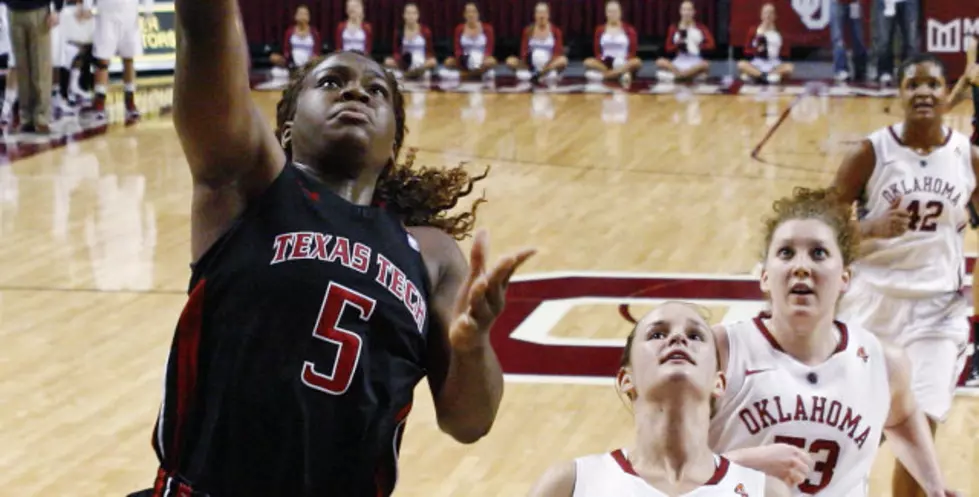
[0,82,977,495]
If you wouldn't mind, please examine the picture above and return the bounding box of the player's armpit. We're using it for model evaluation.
[526,461,576,497]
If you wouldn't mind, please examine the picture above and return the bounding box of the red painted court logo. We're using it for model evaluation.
[490,272,974,388]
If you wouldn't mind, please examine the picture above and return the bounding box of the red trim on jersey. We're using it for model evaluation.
[705,456,730,485]
[170,278,207,469]
[610,449,637,476]
[753,311,849,354]
[611,449,731,486]
[887,125,953,148]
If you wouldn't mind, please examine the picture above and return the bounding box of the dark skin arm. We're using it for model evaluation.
[830,139,910,239]
[409,227,535,443]
[174,0,284,261]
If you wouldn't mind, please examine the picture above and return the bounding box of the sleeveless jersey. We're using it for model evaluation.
[400,30,426,67]
[151,163,432,497]
[528,30,555,70]
[460,30,487,56]
[709,316,890,496]
[288,30,316,67]
[342,25,367,53]
[573,451,767,497]
[600,27,630,62]
[751,30,782,62]
[854,123,975,297]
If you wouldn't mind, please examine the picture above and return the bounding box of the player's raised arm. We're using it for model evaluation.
[173,2,283,193]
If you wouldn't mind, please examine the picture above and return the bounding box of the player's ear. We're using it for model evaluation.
[279,121,294,151]
[759,264,770,295]
[616,368,636,401]
[712,370,726,399]
[840,265,852,294]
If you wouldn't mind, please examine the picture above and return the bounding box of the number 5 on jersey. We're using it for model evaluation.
[301,282,377,395]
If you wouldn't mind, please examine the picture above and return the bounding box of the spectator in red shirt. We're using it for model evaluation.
[383,3,437,80]
[654,0,714,82]
[270,5,321,75]
[335,0,373,55]
[504,2,568,83]
[583,0,643,86]
[444,2,497,81]
[737,3,794,84]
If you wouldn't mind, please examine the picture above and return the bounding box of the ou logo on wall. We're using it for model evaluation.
[490,271,976,389]
[792,0,832,30]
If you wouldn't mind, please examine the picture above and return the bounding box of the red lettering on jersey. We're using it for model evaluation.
[793,395,809,421]
[405,280,426,332]
[389,266,408,301]
[352,242,371,273]
[292,232,314,259]
[826,400,842,426]
[739,410,761,435]
[811,396,826,424]
[329,237,352,267]
[313,233,332,260]
[772,395,792,422]
[376,253,394,285]
[271,233,295,264]
[753,399,778,429]
[738,395,872,448]
[375,254,428,333]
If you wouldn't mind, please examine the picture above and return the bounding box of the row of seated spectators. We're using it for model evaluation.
[270,0,793,85]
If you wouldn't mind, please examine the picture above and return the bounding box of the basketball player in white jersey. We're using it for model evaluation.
[528,302,790,497]
[708,187,959,496]
[81,0,153,122]
[831,53,979,497]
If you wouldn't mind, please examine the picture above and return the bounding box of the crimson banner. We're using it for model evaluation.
[730,0,871,50]
[922,0,978,80]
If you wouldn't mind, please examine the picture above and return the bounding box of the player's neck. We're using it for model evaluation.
[679,19,694,28]
[768,313,839,365]
[760,20,774,30]
[293,160,378,206]
[466,20,480,29]
[348,16,363,26]
[608,20,621,28]
[536,21,550,30]
[901,120,945,150]
[631,398,714,483]
[405,21,419,31]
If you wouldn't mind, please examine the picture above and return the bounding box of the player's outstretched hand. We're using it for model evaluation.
[449,229,536,352]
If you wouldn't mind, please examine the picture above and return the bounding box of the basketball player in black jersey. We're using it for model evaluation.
[136,2,536,496]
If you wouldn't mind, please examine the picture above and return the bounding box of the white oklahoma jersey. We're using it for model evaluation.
[708,316,890,496]
[573,450,767,496]
[849,123,976,297]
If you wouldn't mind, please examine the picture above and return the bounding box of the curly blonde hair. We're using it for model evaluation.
[762,187,860,266]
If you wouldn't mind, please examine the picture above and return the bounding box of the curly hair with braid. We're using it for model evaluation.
[274,51,487,240]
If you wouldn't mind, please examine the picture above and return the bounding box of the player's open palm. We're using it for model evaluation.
[449,229,536,352]
[754,443,814,488]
